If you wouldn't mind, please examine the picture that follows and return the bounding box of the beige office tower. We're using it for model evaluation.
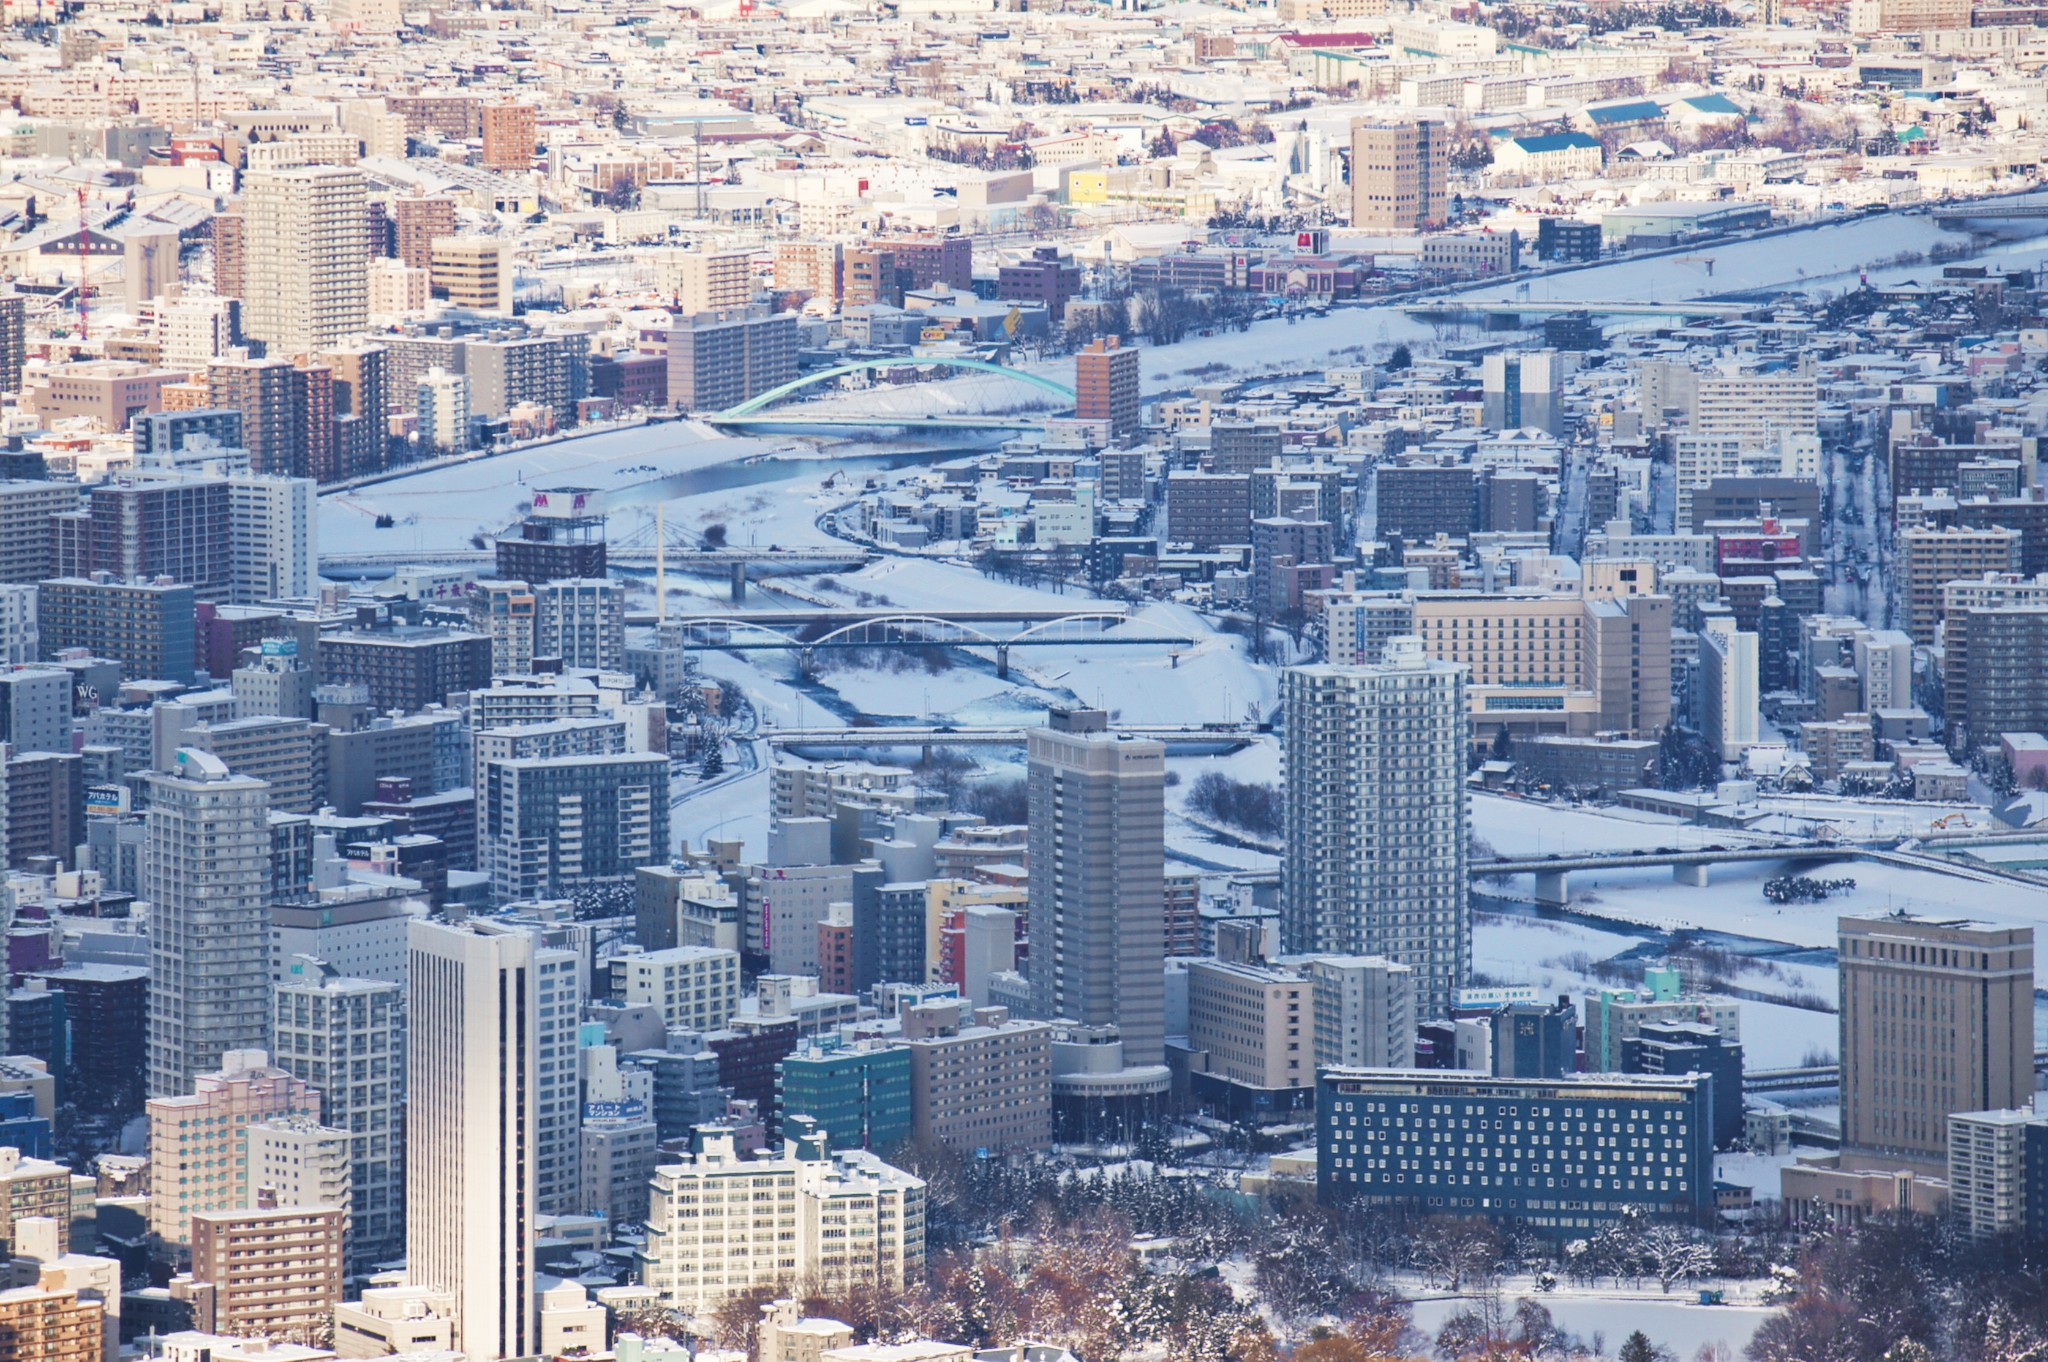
[145,751,273,1098]
[240,166,370,357]
[1026,708,1166,1066]
[408,920,579,1362]
[1282,639,1470,1017]
[1350,120,1444,234]
[1839,914,2033,1169]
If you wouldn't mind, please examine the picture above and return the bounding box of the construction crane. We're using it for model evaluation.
[1674,255,1717,277]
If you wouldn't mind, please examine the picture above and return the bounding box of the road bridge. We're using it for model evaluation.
[672,610,1197,678]
[1402,299,1762,321]
[704,356,1077,433]
[765,721,1266,754]
[1481,841,2032,906]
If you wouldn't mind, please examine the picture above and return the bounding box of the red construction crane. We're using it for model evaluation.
[74,186,91,340]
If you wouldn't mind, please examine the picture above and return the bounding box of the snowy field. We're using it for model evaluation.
[1408,1291,1772,1360]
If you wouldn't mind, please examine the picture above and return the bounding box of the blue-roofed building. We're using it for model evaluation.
[1495,131,1604,179]
[1573,99,1669,141]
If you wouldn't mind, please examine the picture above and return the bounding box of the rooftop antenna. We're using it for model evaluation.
[656,502,667,627]
[73,186,90,340]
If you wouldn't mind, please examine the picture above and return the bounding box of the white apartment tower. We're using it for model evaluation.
[1026,708,1167,1067]
[1306,955,1418,1070]
[146,750,273,1098]
[534,577,626,671]
[228,473,317,604]
[1282,639,1470,1018]
[407,920,581,1362]
[239,165,370,356]
[274,958,404,1267]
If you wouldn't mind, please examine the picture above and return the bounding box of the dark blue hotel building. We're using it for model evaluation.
[1317,1069,1716,1234]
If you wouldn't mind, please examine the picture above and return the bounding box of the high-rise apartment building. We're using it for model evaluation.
[667,309,797,412]
[534,577,625,671]
[323,341,389,478]
[227,473,317,604]
[640,1119,925,1317]
[52,475,230,594]
[0,1285,102,1362]
[274,959,404,1267]
[1282,639,1469,1017]
[1075,336,1141,441]
[0,482,81,583]
[1947,1109,2040,1240]
[1026,708,1165,1066]
[407,920,579,1362]
[895,998,1053,1151]
[145,751,272,1097]
[479,102,537,172]
[1900,526,2024,645]
[481,753,669,902]
[393,197,457,271]
[184,1201,346,1342]
[1696,616,1759,760]
[1350,120,1445,233]
[0,294,25,397]
[146,1050,318,1251]
[0,1150,76,1255]
[1306,955,1416,1070]
[664,251,755,315]
[1840,915,2032,1168]
[240,166,370,357]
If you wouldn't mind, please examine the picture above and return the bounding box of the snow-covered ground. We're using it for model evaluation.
[1408,1290,1772,1360]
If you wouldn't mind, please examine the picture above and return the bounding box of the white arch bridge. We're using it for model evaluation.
[706,357,1077,432]
[674,609,1195,678]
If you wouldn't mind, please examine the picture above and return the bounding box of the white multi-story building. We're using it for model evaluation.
[417,368,470,453]
[1948,1109,2039,1240]
[239,166,370,356]
[157,296,244,372]
[146,750,273,1098]
[534,578,626,672]
[0,584,36,667]
[1281,638,1469,1017]
[1670,431,1821,526]
[273,959,404,1267]
[640,1119,925,1317]
[146,1050,318,1251]
[1305,955,1417,1070]
[619,946,741,1032]
[247,1114,353,1214]
[1693,364,1818,445]
[407,920,580,1362]
[227,473,317,605]
[1697,616,1760,760]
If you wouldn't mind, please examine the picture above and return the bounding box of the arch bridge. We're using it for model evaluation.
[709,356,1077,429]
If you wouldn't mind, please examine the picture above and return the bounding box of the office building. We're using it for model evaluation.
[1307,955,1416,1070]
[228,474,317,605]
[1075,336,1140,441]
[619,947,740,1032]
[1350,120,1444,233]
[1316,1069,1714,1234]
[273,960,404,1267]
[134,409,244,463]
[1481,350,1564,435]
[239,166,369,357]
[1580,984,1740,1073]
[406,920,579,1362]
[0,670,71,757]
[534,577,625,671]
[897,999,1053,1151]
[481,753,668,902]
[667,309,797,412]
[1027,708,1165,1066]
[145,1050,318,1251]
[777,1042,913,1153]
[29,964,146,1124]
[1840,915,2032,1167]
[0,587,35,668]
[495,491,606,584]
[1282,640,1469,1017]
[1624,1020,1743,1148]
[639,1119,925,1317]
[1490,998,1576,1080]
[145,752,272,1097]
[183,1202,345,1342]
[6,753,82,870]
[1184,952,1314,1114]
